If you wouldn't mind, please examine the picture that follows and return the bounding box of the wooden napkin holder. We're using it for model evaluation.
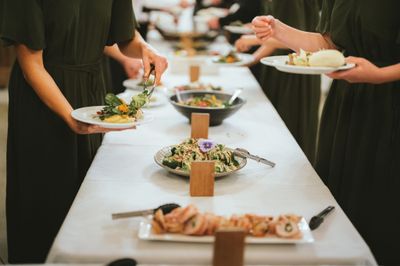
[189,65,200,82]
[190,161,215,196]
[191,113,209,139]
[213,229,246,266]
[189,113,214,196]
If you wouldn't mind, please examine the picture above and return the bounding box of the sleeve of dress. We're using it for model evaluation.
[316,0,335,34]
[107,0,138,46]
[0,0,45,50]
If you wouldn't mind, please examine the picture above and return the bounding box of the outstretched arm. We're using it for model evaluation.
[16,44,132,134]
[117,30,168,85]
[104,44,143,78]
[252,16,335,53]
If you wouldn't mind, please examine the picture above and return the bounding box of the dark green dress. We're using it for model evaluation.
[0,0,135,263]
[316,0,400,264]
[260,0,321,163]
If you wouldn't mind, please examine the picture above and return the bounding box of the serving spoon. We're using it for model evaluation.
[228,88,243,105]
[112,203,181,220]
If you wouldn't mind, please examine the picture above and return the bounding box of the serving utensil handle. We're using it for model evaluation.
[234,148,276,167]
[112,209,154,220]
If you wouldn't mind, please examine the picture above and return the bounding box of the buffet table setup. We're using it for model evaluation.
[47,8,376,265]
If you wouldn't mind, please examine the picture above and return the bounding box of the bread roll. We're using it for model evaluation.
[308,49,345,67]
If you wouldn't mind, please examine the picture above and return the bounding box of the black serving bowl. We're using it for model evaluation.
[169,91,246,126]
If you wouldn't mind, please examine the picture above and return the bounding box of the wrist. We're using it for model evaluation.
[273,19,284,42]
[374,67,386,84]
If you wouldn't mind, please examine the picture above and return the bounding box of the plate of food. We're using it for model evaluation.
[154,138,247,177]
[71,92,153,129]
[117,90,167,108]
[224,21,253,35]
[138,204,314,244]
[211,51,254,66]
[169,91,245,126]
[260,49,355,75]
[123,77,155,91]
[172,82,223,93]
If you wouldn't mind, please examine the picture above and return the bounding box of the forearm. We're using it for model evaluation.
[104,44,130,64]
[379,63,400,83]
[273,19,334,52]
[118,30,149,58]
[16,45,74,125]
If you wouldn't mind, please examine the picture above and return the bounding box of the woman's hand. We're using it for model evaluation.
[235,36,252,52]
[122,58,143,79]
[67,116,135,135]
[141,44,168,85]
[252,15,276,42]
[327,57,384,84]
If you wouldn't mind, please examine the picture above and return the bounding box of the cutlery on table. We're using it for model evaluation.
[228,88,243,105]
[233,148,276,167]
[143,64,156,99]
[309,206,335,230]
[112,203,181,220]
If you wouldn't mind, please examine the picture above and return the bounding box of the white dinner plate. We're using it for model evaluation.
[223,25,253,35]
[138,217,314,244]
[211,53,254,67]
[123,78,152,91]
[260,55,355,75]
[117,90,167,108]
[71,106,153,129]
[154,146,247,178]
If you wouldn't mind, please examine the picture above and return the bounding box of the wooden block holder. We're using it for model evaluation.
[191,113,209,139]
[213,229,246,266]
[189,65,200,82]
[189,113,214,197]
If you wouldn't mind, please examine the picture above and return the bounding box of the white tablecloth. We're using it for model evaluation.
[46,63,376,265]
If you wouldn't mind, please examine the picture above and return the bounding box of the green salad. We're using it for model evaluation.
[96,91,149,123]
[162,138,240,173]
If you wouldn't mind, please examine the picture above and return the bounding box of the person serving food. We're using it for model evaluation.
[252,1,400,264]
[0,0,167,263]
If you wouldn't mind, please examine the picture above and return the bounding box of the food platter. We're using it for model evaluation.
[123,78,155,91]
[154,145,247,178]
[71,106,153,129]
[138,217,314,244]
[261,55,355,75]
[211,53,254,67]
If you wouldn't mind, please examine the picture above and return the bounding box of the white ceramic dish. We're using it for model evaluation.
[117,90,167,108]
[211,53,254,67]
[154,146,247,178]
[260,55,355,75]
[138,217,314,244]
[71,106,153,129]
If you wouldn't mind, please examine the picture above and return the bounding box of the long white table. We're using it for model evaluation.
[46,50,376,265]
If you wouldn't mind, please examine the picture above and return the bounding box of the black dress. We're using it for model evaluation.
[260,0,321,162]
[0,0,136,262]
[316,0,400,264]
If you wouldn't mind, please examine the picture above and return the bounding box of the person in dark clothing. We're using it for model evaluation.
[253,1,400,264]
[0,0,167,263]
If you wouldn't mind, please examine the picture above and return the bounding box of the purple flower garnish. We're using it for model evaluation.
[198,139,216,153]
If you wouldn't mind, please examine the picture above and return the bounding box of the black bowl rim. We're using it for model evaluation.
[169,90,246,110]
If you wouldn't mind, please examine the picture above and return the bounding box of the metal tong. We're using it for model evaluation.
[233,148,276,167]
[143,64,156,99]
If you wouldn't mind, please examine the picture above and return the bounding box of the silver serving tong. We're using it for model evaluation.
[143,64,156,99]
[233,148,276,167]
